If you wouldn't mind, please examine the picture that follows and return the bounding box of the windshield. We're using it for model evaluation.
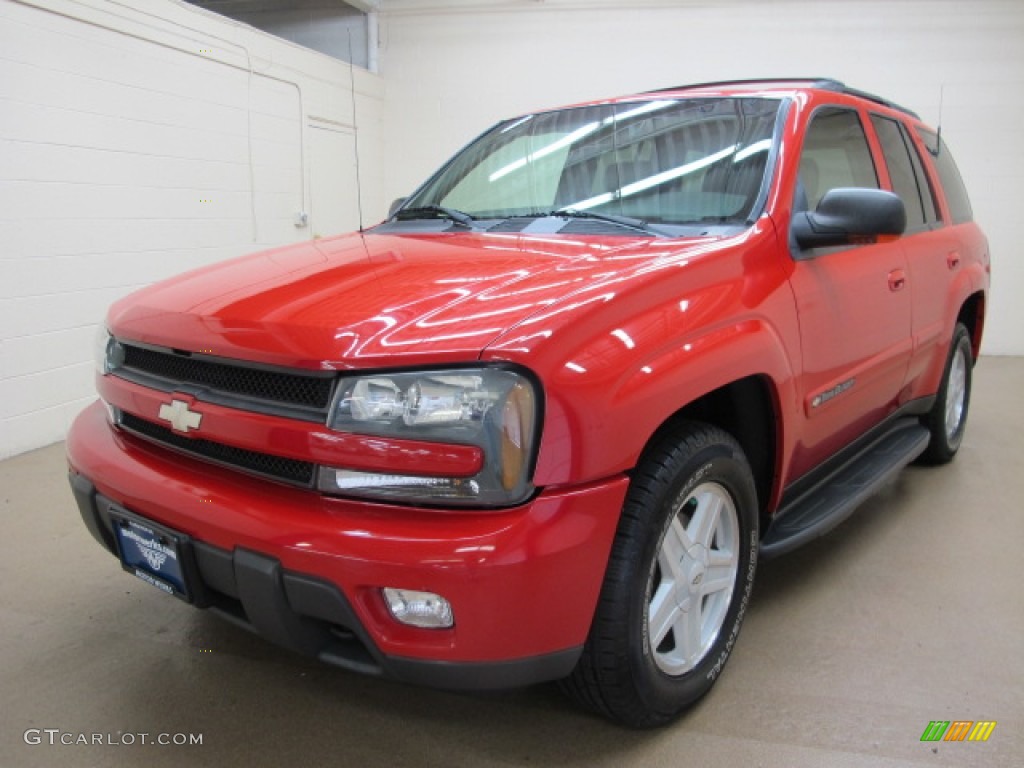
[401,97,783,229]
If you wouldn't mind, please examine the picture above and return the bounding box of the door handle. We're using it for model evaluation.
[947,252,961,270]
[888,269,906,292]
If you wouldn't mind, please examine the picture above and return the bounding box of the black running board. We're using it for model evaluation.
[761,418,930,558]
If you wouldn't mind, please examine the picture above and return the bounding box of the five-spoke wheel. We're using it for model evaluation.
[647,482,739,676]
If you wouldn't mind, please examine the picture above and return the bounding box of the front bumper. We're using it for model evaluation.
[67,401,628,689]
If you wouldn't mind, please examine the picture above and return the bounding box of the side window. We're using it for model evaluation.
[797,107,878,211]
[899,122,940,224]
[916,128,973,225]
[870,114,928,230]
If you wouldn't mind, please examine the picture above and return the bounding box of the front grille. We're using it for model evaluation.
[120,412,316,487]
[120,343,334,412]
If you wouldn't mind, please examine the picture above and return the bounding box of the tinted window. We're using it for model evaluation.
[797,108,878,211]
[900,123,940,224]
[871,115,927,229]
[916,128,973,225]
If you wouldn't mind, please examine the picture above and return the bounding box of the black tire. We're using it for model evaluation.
[561,422,759,727]
[919,323,973,465]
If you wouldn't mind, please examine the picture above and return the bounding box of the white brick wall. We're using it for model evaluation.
[0,0,385,458]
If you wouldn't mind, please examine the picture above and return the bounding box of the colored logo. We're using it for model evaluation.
[920,721,996,742]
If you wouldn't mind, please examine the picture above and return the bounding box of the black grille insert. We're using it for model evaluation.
[119,344,334,412]
[120,412,316,486]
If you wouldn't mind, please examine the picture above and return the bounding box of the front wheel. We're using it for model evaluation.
[919,323,973,464]
[561,423,759,727]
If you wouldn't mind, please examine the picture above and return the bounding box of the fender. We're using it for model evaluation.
[484,221,801,495]
[915,232,989,397]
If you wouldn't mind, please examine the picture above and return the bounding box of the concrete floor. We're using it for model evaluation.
[1,358,1022,768]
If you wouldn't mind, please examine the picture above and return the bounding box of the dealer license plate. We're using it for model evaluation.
[111,511,191,601]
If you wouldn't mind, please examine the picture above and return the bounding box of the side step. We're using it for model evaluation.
[761,419,930,559]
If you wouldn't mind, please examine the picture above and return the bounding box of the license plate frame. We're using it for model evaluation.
[109,508,194,603]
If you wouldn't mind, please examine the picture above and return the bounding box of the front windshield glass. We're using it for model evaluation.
[403,97,782,227]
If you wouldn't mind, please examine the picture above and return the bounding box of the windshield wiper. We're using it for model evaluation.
[392,205,475,228]
[549,208,665,237]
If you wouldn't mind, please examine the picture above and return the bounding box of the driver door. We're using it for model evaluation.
[787,106,912,479]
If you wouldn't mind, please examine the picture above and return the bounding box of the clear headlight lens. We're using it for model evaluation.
[321,368,539,507]
[93,326,124,425]
[94,326,124,375]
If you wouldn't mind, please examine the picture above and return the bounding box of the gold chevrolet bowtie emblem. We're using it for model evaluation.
[158,399,203,433]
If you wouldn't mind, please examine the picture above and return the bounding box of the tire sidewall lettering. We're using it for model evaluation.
[706,530,758,683]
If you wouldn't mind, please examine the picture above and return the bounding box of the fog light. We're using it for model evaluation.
[382,588,454,629]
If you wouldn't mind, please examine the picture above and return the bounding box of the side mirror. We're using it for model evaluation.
[388,197,408,218]
[792,188,906,251]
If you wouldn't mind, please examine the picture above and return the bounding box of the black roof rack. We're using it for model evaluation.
[645,78,920,120]
[837,85,921,120]
[645,77,841,93]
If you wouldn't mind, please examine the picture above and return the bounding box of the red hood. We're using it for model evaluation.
[108,230,712,370]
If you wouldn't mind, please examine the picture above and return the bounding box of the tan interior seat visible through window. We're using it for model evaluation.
[798,156,820,211]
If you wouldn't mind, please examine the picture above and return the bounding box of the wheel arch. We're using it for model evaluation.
[638,375,779,532]
[957,290,986,362]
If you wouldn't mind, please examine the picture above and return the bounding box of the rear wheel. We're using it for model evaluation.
[561,423,758,727]
[920,323,973,464]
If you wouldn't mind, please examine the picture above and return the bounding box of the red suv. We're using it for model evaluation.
[68,78,988,726]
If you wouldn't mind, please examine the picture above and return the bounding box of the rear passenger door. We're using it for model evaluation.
[870,118,978,396]
[787,106,912,479]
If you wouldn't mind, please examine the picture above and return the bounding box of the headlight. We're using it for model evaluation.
[93,326,124,425]
[319,367,539,507]
[94,326,124,374]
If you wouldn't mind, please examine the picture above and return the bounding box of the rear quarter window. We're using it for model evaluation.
[916,128,974,225]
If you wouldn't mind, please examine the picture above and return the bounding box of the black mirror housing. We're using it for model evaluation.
[793,188,906,251]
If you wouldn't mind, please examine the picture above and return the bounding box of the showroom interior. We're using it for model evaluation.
[1,0,1021,765]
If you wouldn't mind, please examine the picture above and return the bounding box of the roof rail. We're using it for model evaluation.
[645,77,843,93]
[646,78,920,119]
[837,86,921,120]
